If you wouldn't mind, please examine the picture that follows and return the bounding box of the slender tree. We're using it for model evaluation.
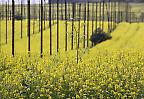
[78,3,81,49]
[44,0,46,30]
[39,0,41,32]
[92,3,94,34]
[12,0,15,56]
[61,0,63,20]
[65,0,68,51]
[99,0,102,31]
[83,3,86,48]
[91,3,94,46]
[57,0,59,53]
[105,0,111,33]
[102,0,105,32]
[68,1,71,19]
[52,1,54,24]
[95,2,98,32]
[27,0,31,56]
[76,3,81,63]
[87,1,89,47]
[71,1,75,50]
[110,0,113,32]
[6,2,8,44]
[8,0,10,20]
[40,0,43,57]
[113,0,117,29]
[125,0,129,22]
[0,11,1,52]
[21,0,23,38]
[49,0,52,55]
[118,0,121,23]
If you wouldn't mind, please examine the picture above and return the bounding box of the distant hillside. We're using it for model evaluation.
[49,0,144,3]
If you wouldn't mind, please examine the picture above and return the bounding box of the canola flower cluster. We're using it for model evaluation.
[0,50,144,99]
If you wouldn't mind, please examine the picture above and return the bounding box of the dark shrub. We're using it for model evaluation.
[90,28,112,46]
[14,14,25,20]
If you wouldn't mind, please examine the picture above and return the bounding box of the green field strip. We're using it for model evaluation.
[0,20,110,55]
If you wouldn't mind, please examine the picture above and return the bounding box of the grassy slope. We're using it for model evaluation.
[1,21,144,59]
[69,22,144,64]
[90,22,144,50]
[1,20,109,55]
